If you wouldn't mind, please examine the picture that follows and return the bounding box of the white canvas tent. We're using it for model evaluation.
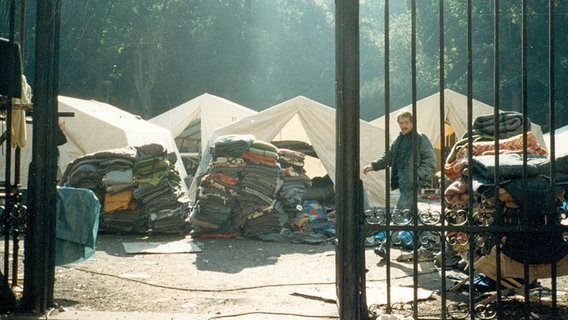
[189,95,388,207]
[370,89,547,168]
[1,96,188,190]
[149,93,257,156]
[543,125,568,156]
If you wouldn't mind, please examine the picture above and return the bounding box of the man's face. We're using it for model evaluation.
[398,117,413,135]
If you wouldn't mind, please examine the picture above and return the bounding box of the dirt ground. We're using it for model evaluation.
[51,233,341,319]
[3,232,568,319]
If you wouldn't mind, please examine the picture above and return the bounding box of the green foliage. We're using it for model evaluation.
[1,0,566,130]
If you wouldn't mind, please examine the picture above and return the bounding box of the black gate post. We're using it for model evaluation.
[335,1,368,319]
[20,0,61,313]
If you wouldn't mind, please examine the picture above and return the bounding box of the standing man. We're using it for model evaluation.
[364,110,436,210]
[363,111,436,210]
[364,111,436,259]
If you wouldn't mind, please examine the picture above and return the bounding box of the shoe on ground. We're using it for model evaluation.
[396,247,435,262]
[374,243,387,259]
[456,259,469,272]
[434,251,461,269]
[365,236,379,247]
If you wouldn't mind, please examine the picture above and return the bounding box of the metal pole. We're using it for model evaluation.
[335,1,367,319]
[438,0,447,318]
[548,1,558,317]
[21,0,61,313]
[3,0,16,293]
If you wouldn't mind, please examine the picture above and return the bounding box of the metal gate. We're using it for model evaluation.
[336,1,567,319]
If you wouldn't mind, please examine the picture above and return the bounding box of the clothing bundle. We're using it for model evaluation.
[238,155,285,237]
[212,134,255,157]
[444,131,547,180]
[276,148,312,228]
[131,144,188,233]
[60,144,189,234]
[189,157,244,232]
[442,112,568,265]
[465,152,568,264]
[278,148,307,174]
[190,134,328,241]
[471,111,529,139]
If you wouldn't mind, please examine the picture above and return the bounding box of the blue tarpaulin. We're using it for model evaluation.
[55,187,100,266]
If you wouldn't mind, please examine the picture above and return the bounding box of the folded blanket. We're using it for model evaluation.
[444,179,468,204]
[278,148,306,168]
[242,150,278,166]
[208,172,239,185]
[456,131,547,161]
[136,143,166,160]
[445,131,547,179]
[103,169,134,186]
[247,146,279,159]
[472,111,531,139]
[213,134,255,157]
[212,157,246,167]
[250,140,278,153]
[468,154,549,183]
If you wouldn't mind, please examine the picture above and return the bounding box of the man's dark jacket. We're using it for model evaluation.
[370,131,436,191]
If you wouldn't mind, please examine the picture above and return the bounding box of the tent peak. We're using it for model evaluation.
[269,95,335,112]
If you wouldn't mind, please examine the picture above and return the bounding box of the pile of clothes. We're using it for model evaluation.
[442,111,568,268]
[60,144,190,234]
[276,148,312,227]
[189,134,251,233]
[190,134,324,240]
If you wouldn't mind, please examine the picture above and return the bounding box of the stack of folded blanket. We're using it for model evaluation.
[189,134,252,233]
[190,135,290,237]
[62,146,137,203]
[276,148,312,220]
[237,140,286,236]
[190,134,340,241]
[133,144,188,234]
[190,158,245,232]
[441,112,568,265]
[60,144,189,234]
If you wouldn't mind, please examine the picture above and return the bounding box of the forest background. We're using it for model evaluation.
[1,0,567,132]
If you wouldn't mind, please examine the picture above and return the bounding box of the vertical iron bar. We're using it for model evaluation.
[548,0,558,315]
[19,0,26,62]
[9,2,24,287]
[21,0,61,313]
[383,0,392,314]
[14,0,26,188]
[438,1,447,318]
[11,203,19,289]
[409,0,419,318]
[335,1,367,319]
[492,1,504,318]
[520,1,531,318]
[46,3,62,307]
[5,0,16,291]
[465,1,475,319]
